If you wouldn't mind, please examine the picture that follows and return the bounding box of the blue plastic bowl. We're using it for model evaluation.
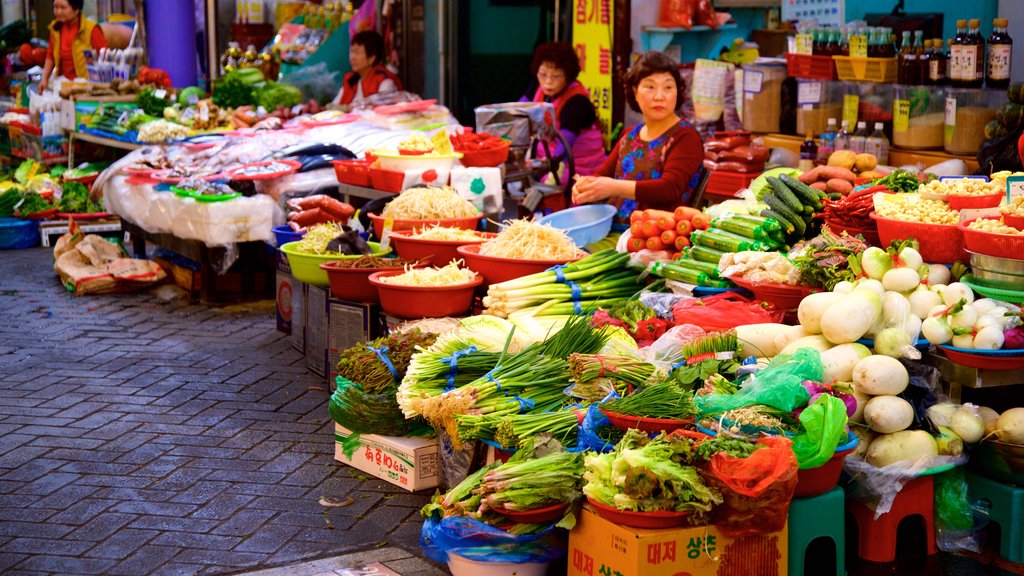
[0,217,40,250]
[272,225,304,248]
[536,204,617,248]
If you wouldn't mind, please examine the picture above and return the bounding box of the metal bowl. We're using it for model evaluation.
[970,267,1024,290]
[972,438,1024,486]
[969,251,1024,276]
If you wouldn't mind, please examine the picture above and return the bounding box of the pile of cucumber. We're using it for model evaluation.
[760,173,827,239]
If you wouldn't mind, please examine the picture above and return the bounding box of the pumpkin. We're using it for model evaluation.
[1009,82,1024,105]
[996,102,1024,131]
[985,120,1010,141]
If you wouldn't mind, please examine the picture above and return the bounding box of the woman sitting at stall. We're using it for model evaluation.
[333,30,402,106]
[38,0,109,93]
[571,51,703,231]
[520,41,606,176]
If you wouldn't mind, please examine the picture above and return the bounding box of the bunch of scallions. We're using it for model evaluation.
[568,353,664,396]
[455,405,586,448]
[482,250,644,318]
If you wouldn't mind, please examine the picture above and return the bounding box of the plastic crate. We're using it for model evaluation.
[785,53,837,80]
[959,217,1024,259]
[871,212,965,264]
[8,121,68,163]
[369,167,404,193]
[332,159,371,187]
[833,56,898,83]
[705,170,760,198]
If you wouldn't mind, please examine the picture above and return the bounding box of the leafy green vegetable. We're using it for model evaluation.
[253,81,304,111]
[0,187,21,217]
[695,435,763,460]
[14,159,40,184]
[58,182,102,213]
[582,429,721,514]
[602,380,697,420]
[212,69,264,108]
[49,165,67,178]
[872,169,922,193]
[136,89,172,116]
[604,300,655,334]
[15,191,50,215]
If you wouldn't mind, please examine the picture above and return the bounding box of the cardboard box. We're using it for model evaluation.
[568,505,788,576]
[334,423,439,491]
[290,281,307,352]
[305,284,328,376]
[275,252,294,335]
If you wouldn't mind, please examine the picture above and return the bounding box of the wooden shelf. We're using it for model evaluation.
[759,133,979,172]
[714,0,780,6]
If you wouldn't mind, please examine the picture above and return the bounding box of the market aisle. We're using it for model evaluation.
[0,248,441,576]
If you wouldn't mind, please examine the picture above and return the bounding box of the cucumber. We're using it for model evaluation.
[767,176,804,213]
[691,229,764,252]
[650,262,710,286]
[689,245,727,265]
[828,193,842,201]
[678,258,721,279]
[763,193,802,224]
[712,216,765,240]
[760,208,795,234]
[780,173,824,208]
[733,214,782,234]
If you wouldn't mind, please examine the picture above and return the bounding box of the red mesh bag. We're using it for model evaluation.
[658,0,696,28]
[704,436,799,537]
[671,292,785,331]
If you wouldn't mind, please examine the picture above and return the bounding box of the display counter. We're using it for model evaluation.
[760,133,980,172]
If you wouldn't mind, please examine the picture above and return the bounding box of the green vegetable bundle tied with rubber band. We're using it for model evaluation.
[691,228,773,252]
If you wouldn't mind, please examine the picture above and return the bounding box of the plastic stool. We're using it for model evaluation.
[966,470,1024,563]
[847,475,937,563]
[788,486,845,576]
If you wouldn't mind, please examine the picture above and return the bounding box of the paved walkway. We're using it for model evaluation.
[0,247,442,576]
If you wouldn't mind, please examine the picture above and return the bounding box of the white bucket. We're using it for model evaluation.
[447,553,550,576]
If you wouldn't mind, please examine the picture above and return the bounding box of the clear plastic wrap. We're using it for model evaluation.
[842,455,967,518]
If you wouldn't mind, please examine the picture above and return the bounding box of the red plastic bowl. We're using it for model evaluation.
[600,408,695,434]
[870,212,966,264]
[320,260,423,304]
[368,212,482,239]
[458,140,511,167]
[825,221,881,246]
[456,244,586,286]
[493,502,568,524]
[398,148,432,156]
[367,269,483,319]
[947,191,1003,210]
[958,217,1024,260]
[727,277,821,310]
[794,445,856,498]
[331,159,371,187]
[390,231,496,266]
[938,346,1024,370]
[586,498,690,529]
[1005,214,1024,230]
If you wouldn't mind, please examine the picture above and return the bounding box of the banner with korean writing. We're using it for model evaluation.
[572,0,614,147]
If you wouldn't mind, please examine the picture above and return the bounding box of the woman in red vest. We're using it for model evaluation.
[38,0,108,93]
[521,42,607,176]
[333,30,402,106]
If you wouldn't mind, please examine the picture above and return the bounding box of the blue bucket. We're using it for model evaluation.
[272,225,304,248]
[536,204,617,248]
[0,218,40,250]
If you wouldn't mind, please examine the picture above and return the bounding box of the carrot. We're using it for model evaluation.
[640,219,660,238]
[660,229,677,245]
[691,213,710,230]
[630,209,647,222]
[645,209,676,222]
[675,220,693,236]
[670,252,682,261]
[673,206,701,221]
[656,214,677,231]
[674,235,691,251]
[645,236,665,251]
[630,221,645,238]
[626,237,646,252]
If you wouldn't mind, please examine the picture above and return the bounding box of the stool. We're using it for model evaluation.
[847,475,936,563]
[788,486,845,576]
[966,470,1024,564]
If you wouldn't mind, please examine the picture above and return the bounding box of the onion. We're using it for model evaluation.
[921,316,953,344]
[905,315,922,342]
[996,408,1024,444]
[970,298,998,315]
[927,264,951,286]
[882,268,921,293]
[973,316,1001,331]
[856,278,885,296]
[833,281,855,294]
[897,246,923,271]
[952,333,975,348]
[972,325,1004,350]
[875,327,920,359]
[909,289,942,319]
[949,306,977,330]
[861,247,893,280]
[942,282,974,305]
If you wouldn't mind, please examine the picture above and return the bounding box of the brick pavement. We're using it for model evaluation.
[0,247,443,576]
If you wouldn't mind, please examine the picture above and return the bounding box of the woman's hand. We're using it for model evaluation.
[572,175,614,204]
[37,78,48,94]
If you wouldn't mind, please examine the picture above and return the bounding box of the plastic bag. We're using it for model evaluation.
[280,63,342,105]
[935,468,990,553]
[898,359,947,432]
[633,323,706,371]
[672,292,785,332]
[704,436,798,537]
[695,0,718,28]
[791,395,849,469]
[420,515,567,564]
[572,402,618,453]
[842,454,967,518]
[697,348,821,415]
[638,290,693,320]
[328,377,432,437]
[658,0,696,28]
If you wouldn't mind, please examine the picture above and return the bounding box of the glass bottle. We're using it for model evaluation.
[928,38,946,85]
[818,118,838,164]
[800,131,819,171]
[835,119,851,151]
[887,29,899,58]
[864,122,889,165]
[898,30,914,84]
[988,18,1013,89]
[964,19,985,88]
[849,121,868,153]
[840,26,850,56]
[950,20,967,86]
[912,31,926,85]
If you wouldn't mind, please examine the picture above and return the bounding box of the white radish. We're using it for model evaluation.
[779,335,834,356]
[820,343,872,382]
[797,292,845,334]
[882,268,921,293]
[970,298,998,315]
[949,306,977,330]
[821,290,882,344]
[952,333,975,348]
[927,264,951,286]
[864,395,915,433]
[897,246,923,271]
[908,289,942,319]
[856,278,885,296]
[860,247,893,280]
[775,324,815,353]
[853,354,910,395]
[973,325,1005,350]
[833,281,855,294]
[942,282,974,305]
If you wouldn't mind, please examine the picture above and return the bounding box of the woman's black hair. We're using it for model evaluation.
[351,30,385,67]
[623,51,684,113]
[65,0,84,11]
[530,41,581,84]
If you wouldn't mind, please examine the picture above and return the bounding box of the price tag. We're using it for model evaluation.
[430,129,454,155]
[894,99,910,133]
[180,107,196,122]
[944,96,957,127]
[1007,176,1024,203]
[187,94,200,106]
[198,105,209,123]
[797,80,823,105]
[959,207,1001,222]
[743,70,764,94]
[116,111,129,126]
[849,35,868,58]
[154,89,167,100]
[795,34,814,55]
[843,95,859,130]
[379,215,395,251]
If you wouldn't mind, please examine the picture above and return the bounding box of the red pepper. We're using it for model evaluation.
[635,318,671,342]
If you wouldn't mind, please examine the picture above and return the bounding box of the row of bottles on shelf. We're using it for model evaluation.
[284,2,354,64]
[808,18,1012,89]
[221,42,273,76]
[800,118,890,169]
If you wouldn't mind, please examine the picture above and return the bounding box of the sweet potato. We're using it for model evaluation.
[826,178,854,196]
[819,166,857,182]
[810,181,828,192]
[798,166,824,184]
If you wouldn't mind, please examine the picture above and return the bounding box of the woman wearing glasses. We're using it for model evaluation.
[521,42,607,176]
[571,51,703,231]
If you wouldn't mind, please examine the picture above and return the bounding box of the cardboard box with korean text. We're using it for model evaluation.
[334,423,439,492]
[276,251,295,336]
[568,504,788,576]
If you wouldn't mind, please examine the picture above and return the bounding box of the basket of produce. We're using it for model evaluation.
[456,220,585,285]
[320,255,424,304]
[793,431,858,498]
[368,186,481,238]
[919,177,1004,209]
[870,194,965,263]
[450,131,511,167]
[389,228,496,266]
[279,223,389,286]
[586,497,691,528]
[368,262,482,318]
[599,381,698,433]
[1001,196,1024,229]
[369,134,462,171]
[959,217,1024,260]
[727,277,820,310]
[536,204,617,248]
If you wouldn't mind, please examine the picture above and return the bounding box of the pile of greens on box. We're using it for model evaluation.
[58,182,103,214]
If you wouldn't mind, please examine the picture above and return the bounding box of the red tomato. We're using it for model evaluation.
[675,220,693,236]
[645,236,665,251]
[691,213,711,230]
[660,229,677,245]
[674,235,691,250]
[626,237,646,252]
[630,221,645,238]
[640,219,660,238]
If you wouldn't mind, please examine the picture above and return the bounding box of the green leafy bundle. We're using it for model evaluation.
[336,328,438,394]
[601,380,697,420]
[136,89,171,116]
[58,182,102,214]
[253,81,304,111]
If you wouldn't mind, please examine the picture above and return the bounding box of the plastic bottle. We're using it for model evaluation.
[848,121,868,153]
[987,18,1013,89]
[835,119,851,151]
[800,131,819,171]
[818,117,838,163]
[950,19,968,86]
[864,122,889,165]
